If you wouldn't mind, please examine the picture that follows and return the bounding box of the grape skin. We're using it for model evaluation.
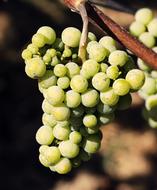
[70,75,88,93]
[65,90,81,108]
[81,89,99,107]
[54,158,72,174]
[53,121,70,140]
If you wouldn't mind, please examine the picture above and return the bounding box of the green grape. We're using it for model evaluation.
[22,49,32,60]
[92,72,110,92]
[106,65,119,80]
[42,113,57,128]
[83,134,101,154]
[52,103,70,121]
[100,63,108,73]
[117,93,132,110]
[53,121,70,140]
[38,70,57,89]
[137,58,151,72]
[57,76,70,89]
[108,50,128,67]
[87,41,98,52]
[62,48,72,58]
[65,90,81,108]
[129,21,146,37]
[61,27,81,47]
[113,79,130,96]
[39,145,48,154]
[32,33,46,48]
[151,70,157,78]
[52,38,64,51]
[88,43,108,62]
[81,59,100,79]
[85,126,99,135]
[49,165,56,172]
[139,32,155,48]
[79,127,89,137]
[46,48,56,58]
[141,77,156,95]
[54,64,67,77]
[66,62,80,78]
[145,94,157,110]
[69,131,82,144]
[135,8,153,25]
[71,157,82,168]
[99,113,115,125]
[59,140,79,158]
[83,114,97,128]
[43,53,51,64]
[27,43,39,55]
[70,75,88,93]
[99,36,117,52]
[36,126,54,145]
[46,86,65,106]
[79,149,91,162]
[138,90,149,100]
[147,18,157,37]
[37,26,56,45]
[97,102,116,114]
[39,154,49,167]
[85,107,96,114]
[42,99,53,114]
[54,158,72,174]
[88,32,97,41]
[51,56,60,66]
[126,69,145,90]
[71,105,84,118]
[81,89,99,107]
[70,117,83,130]
[148,118,157,128]
[25,57,46,79]
[100,88,119,106]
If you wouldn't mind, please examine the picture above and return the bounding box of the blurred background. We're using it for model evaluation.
[1,0,157,190]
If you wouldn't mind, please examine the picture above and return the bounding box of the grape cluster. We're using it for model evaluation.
[130,8,157,128]
[22,26,145,174]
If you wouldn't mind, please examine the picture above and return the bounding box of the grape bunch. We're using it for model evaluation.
[130,8,157,128]
[22,26,145,174]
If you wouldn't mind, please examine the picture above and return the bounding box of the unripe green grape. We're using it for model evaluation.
[54,158,72,174]
[43,146,61,165]
[66,62,80,78]
[99,113,115,125]
[42,99,53,114]
[87,41,98,52]
[59,140,79,158]
[81,59,100,79]
[97,102,116,114]
[53,121,70,140]
[51,56,60,66]
[46,86,65,106]
[57,76,70,89]
[36,126,54,145]
[71,105,84,118]
[62,48,72,58]
[39,154,49,167]
[126,69,145,90]
[113,79,130,96]
[139,32,155,48]
[83,114,97,128]
[117,93,132,110]
[43,53,51,64]
[88,43,108,62]
[39,145,49,154]
[38,70,57,89]
[85,125,99,135]
[148,118,157,128]
[145,94,157,110]
[81,89,99,107]
[83,134,101,154]
[135,8,153,25]
[129,21,146,37]
[46,48,56,58]
[100,88,119,106]
[137,58,151,72]
[108,50,128,67]
[62,27,81,47]
[88,32,97,41]
[69,131,82,144]
[85,107,96,114]
[52,103,70,121]
[25,57,46,79]
[49,165,56,172]
[27,43,39,55]
[92,72,110,92]
[141,77,156,95]
[99,36,117,52]
[151,70,157,78]
[54,64,67,77]
[106,65,119,80]
[70,75,88,93]
[147,18,157,37]
[42,113,57,128]
[32,33,46,48]
[52,38,64,51]
[79,149,91,162]
[100,63,108,73]
[22,49,32,60]
[37,26,56,45]
[65,90,81,108]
